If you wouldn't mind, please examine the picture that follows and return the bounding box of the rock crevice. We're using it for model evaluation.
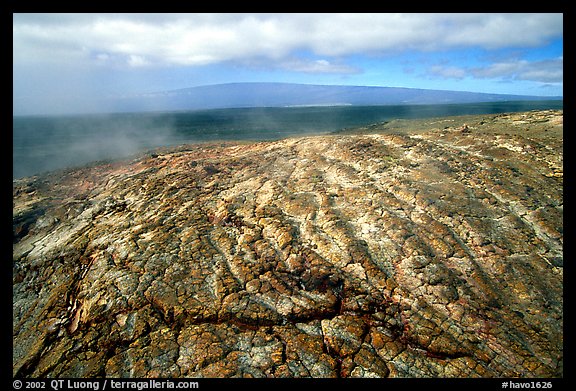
[13,110,563,377]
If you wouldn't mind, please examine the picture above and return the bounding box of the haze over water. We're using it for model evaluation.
[13,100,562,179]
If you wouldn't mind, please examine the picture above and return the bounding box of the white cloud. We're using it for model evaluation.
[471,57,563,83]
[428,65,467,80]
[280,59,360,74]
[95,53,110,61]
[13,13,563,72]
[427,57,563,84]
[441,13,563,49]
[127,55,150,67]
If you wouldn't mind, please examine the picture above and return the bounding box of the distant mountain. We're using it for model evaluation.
[110,82,562,113]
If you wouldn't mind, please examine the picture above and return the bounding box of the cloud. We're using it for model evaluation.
[127,55,150,67]
[428,65,467,80]
[280,59,360,74]
[428,57,563,84]
[471,57,563,83]
[439,13,563,49]
[13,13,563,72]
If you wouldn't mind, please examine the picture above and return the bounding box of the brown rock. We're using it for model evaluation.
[13,110,563,378]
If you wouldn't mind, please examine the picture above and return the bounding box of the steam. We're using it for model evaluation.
[13,113,182,179]
[13,100,563,179]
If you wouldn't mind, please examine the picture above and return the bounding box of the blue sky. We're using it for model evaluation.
[13,13,563,115]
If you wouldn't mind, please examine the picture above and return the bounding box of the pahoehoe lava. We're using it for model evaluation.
[13,110,563,377]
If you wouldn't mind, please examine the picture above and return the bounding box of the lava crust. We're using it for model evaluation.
[13,110,563,377]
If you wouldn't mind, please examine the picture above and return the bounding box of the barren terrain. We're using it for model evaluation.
[13,110,563,377]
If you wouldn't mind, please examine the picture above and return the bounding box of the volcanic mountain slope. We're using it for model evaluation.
[13,110,563,378]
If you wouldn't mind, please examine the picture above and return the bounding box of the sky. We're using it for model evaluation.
[13,13,563,115]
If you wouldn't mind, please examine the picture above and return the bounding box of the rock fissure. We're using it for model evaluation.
[13,110,563,377]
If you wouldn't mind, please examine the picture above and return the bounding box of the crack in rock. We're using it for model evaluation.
[13,110,563,378]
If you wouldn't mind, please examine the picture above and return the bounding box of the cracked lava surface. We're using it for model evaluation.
[13,110,562,377]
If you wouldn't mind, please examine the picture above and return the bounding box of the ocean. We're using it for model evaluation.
[13,100,563,179]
